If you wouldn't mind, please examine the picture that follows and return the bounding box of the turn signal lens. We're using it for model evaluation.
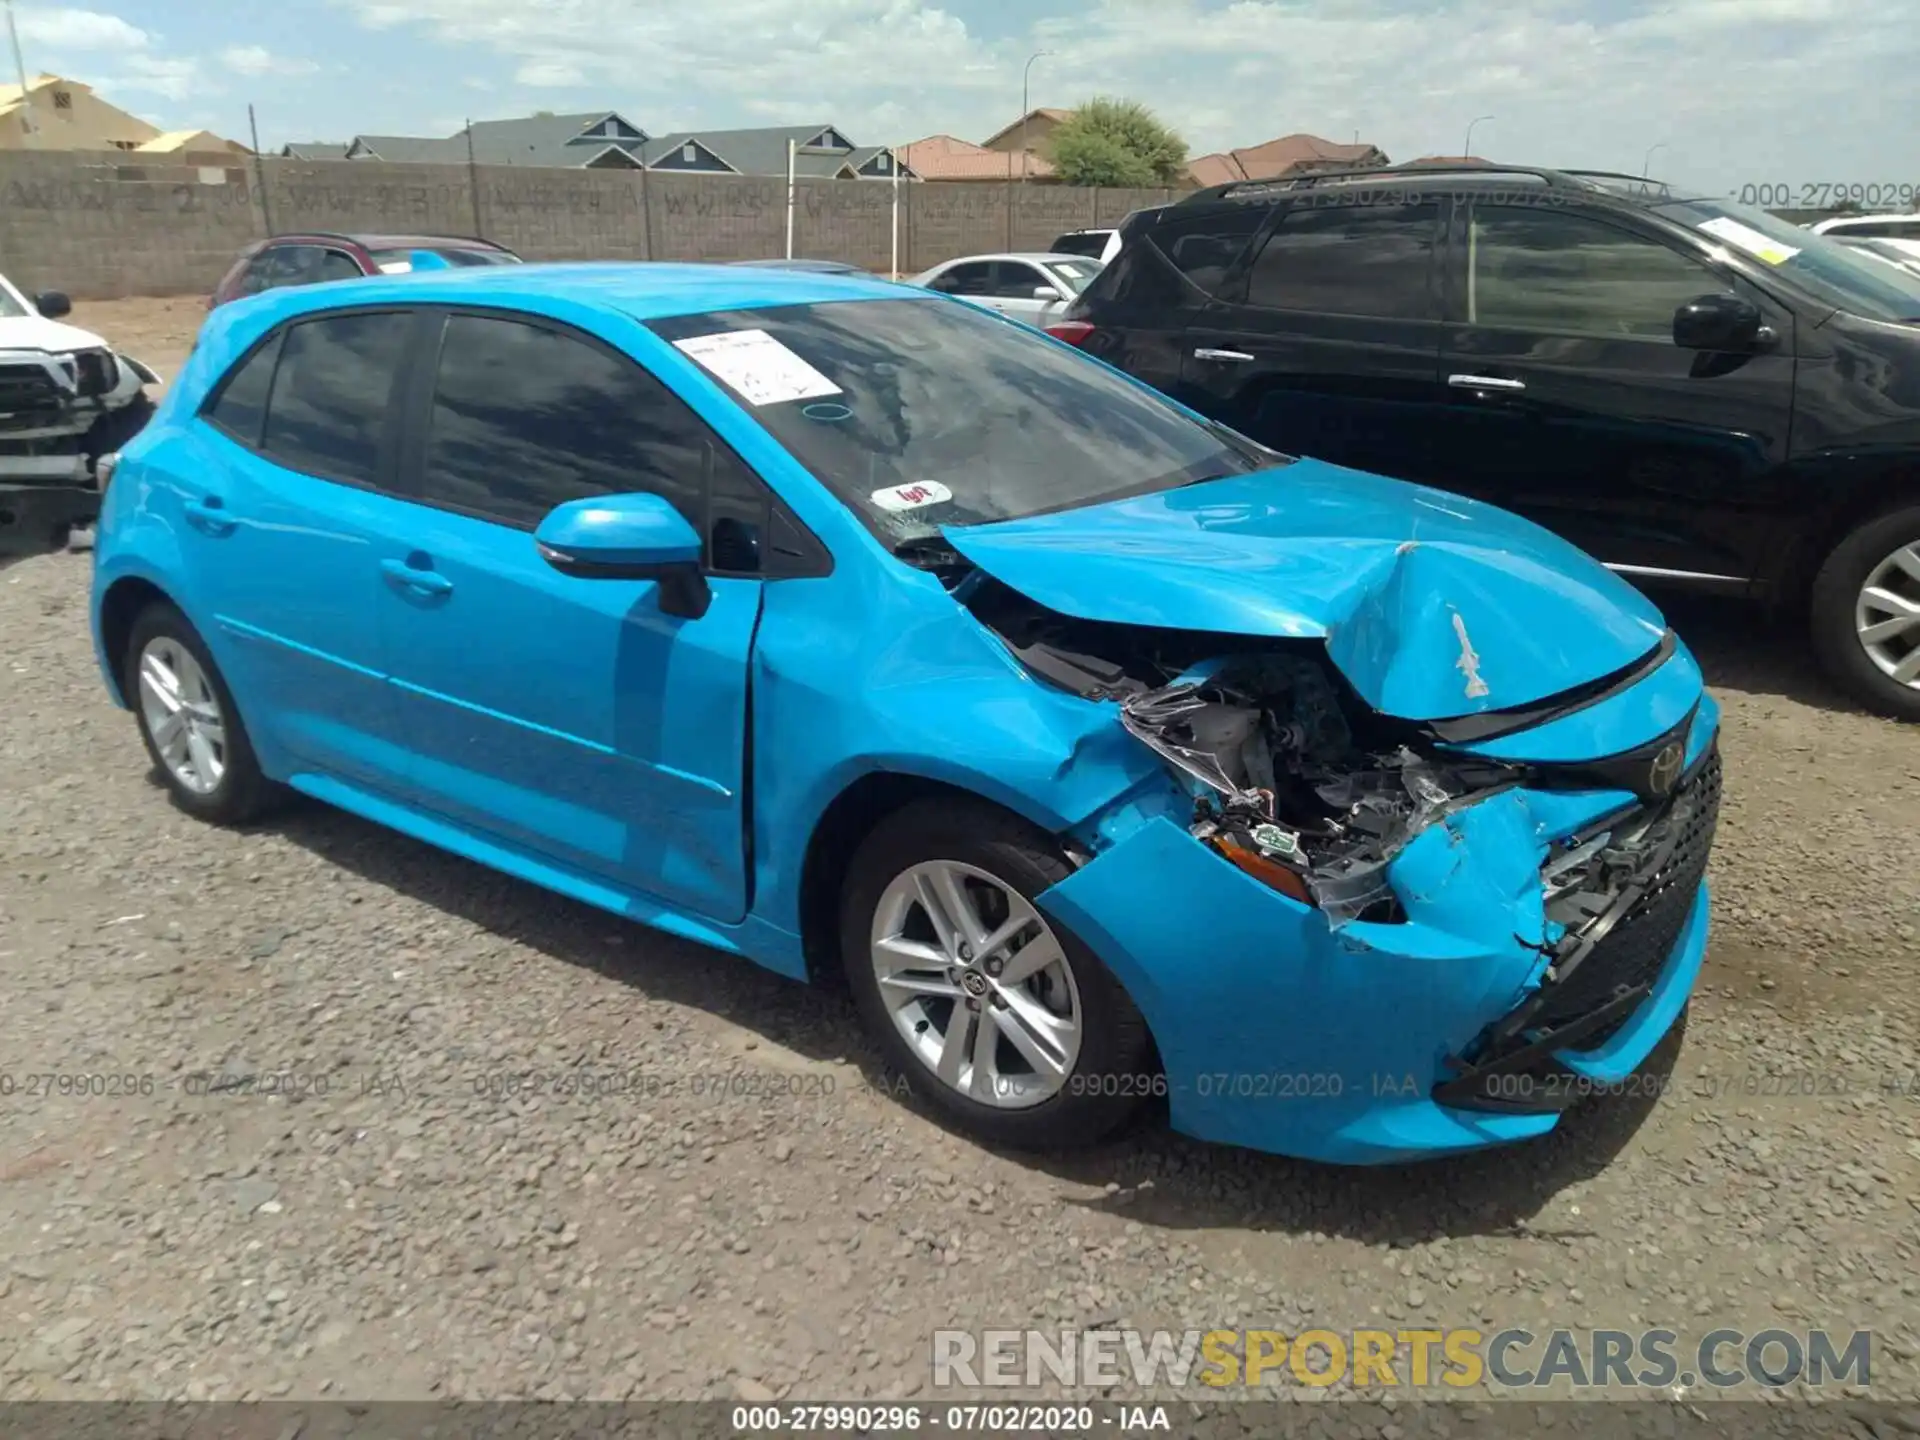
[1209,835,1313,905]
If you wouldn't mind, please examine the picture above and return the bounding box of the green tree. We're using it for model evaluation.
[1048,97,1188,188]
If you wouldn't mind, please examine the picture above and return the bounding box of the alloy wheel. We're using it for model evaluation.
[136,636,227,794]
[868,859,1083,1109]
[1856,540,1920,690]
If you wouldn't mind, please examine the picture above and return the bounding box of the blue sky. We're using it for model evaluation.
[14,0,1918,193]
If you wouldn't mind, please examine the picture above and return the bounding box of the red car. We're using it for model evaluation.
[209,232,521,308]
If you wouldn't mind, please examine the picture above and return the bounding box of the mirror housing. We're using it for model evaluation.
[535,493,710,618]
[1031,285,1056,301]
[34,290,72,320]
[1673,293,1772,352]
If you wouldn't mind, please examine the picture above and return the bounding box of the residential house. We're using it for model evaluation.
[281,142,349,160]
[1185,133,1389,187]
[1403,155,1493,166]
[0,74,165,152]
[979,107,1073,162]
[634,123,911,180]
[898,134,1057,182]
[135,130,252,164]
[318,113,911,179]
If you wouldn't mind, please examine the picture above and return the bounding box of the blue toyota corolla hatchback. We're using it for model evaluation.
[90,262,1721,1164]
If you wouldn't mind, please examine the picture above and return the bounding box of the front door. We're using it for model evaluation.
[1178,198,1451,485]
[1433,202,1797,582]
[373,310,761,922]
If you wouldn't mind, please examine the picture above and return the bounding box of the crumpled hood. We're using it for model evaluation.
[942,459,1669,720]
[0,313,110,354]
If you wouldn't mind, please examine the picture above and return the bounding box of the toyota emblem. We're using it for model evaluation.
[961,971,990,997]
[1646,743,1684,797]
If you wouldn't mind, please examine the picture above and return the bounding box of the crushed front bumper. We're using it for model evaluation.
[1037,699,1720,1164]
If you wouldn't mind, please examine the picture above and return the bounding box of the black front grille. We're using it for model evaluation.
[0,361,65,414]
[1534,747,1722,1037]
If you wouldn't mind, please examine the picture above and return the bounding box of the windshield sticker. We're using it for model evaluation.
[870,480,954,513]
[1698,216,1800,265]
[673,329,843,406]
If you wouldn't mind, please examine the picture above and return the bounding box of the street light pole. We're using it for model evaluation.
[1643,141,1669,177]
[1464,114,1493,158]
[4,0,37,145]
[1019,50,1052,184]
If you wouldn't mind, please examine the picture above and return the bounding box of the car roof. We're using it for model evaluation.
[267,232,506,250]
[935,252,1091,265]
[225,260,918,324]
[1168,163,1715,214]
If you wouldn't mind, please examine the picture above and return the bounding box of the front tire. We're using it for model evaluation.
[1810,504,1920,721]
[123,601,279,824]
[840,798,1155,1150]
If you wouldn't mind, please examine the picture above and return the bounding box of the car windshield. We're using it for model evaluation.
[646,296,1278,546]
[1654,198,1920,322]
[369,247,520,269]
[0,285,24,319]
[1042,258,1101,292]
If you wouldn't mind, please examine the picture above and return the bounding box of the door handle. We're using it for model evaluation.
[183,496,236,536]
[380,557,453,597]
[1193,348,1256,363]
[1449,373,1527,392]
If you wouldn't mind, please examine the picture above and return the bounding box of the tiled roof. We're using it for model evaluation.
[980,107,1074,150]
[1185,134,1388,187]
[898,134,1058,181]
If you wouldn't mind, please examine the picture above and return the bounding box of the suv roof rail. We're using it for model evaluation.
[1178,161,1623,208]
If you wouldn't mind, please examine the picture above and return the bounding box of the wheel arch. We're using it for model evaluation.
[96,574,178,705]
[1767,462,1920,608]
[795,770,1083,988]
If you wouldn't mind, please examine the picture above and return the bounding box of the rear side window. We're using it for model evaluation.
[929,261,996,296]
[1149,207,1268,295]
[203,331,281,447]
[259,312,411,485]
[419,313,706,529]
[1245,202,1439,317]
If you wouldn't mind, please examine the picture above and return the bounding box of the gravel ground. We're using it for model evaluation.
[0,300,1916,1407]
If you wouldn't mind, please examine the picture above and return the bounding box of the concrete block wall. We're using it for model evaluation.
[0,149,1177,299]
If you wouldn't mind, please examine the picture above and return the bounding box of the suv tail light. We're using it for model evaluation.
[1045,321,1095,347]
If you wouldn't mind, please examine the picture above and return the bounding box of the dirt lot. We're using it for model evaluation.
[1,300,1917,1405]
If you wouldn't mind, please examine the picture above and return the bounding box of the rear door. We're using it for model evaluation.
[175,308,414,787]
[1432,200,1796,580]
[1177,197,1452,484]
[370,308,766,922]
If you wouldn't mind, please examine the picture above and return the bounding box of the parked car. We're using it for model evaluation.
[1808,212,1920,241]
[1,273,159,556]
[730,259,866,274]
[91,260,1721,1165]
[909,252,1103,326]
[1053,163,1920,720]
[1050,228,1122,263]
[1825,234,1920,280]
[209,233,520,308]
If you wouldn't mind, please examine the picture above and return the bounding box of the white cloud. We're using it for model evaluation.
[221,44,319,77]
[12,7,150,52]
[334,0,1920,186]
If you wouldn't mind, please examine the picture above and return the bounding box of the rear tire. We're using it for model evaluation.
[1809,504,1920,721]
[123,601,281,825]
[840,798,1156,1151]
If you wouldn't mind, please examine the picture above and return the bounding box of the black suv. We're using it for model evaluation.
[1052,164,1920,720]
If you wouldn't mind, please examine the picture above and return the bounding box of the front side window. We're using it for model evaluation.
[419,313,706,530]
[990,262,1052,299]
[1654,197,1920,322]
[258,311,411,485]
[1245,202,1438,317]
[1469,207,1723,338]
[647,296,1276,546]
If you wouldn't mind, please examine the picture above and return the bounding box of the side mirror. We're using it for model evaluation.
[34,291,72,320]
[1673,293,1772,352]
[1031,285,1057,301]
[535,493,710,619]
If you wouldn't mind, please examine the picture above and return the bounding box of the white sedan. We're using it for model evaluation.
[908,252,1103,326]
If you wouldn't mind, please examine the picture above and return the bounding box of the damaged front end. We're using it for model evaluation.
[947,563,1720,1157]
[1,345,147,556]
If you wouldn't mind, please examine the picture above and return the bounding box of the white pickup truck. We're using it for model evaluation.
[1,273,158,557]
